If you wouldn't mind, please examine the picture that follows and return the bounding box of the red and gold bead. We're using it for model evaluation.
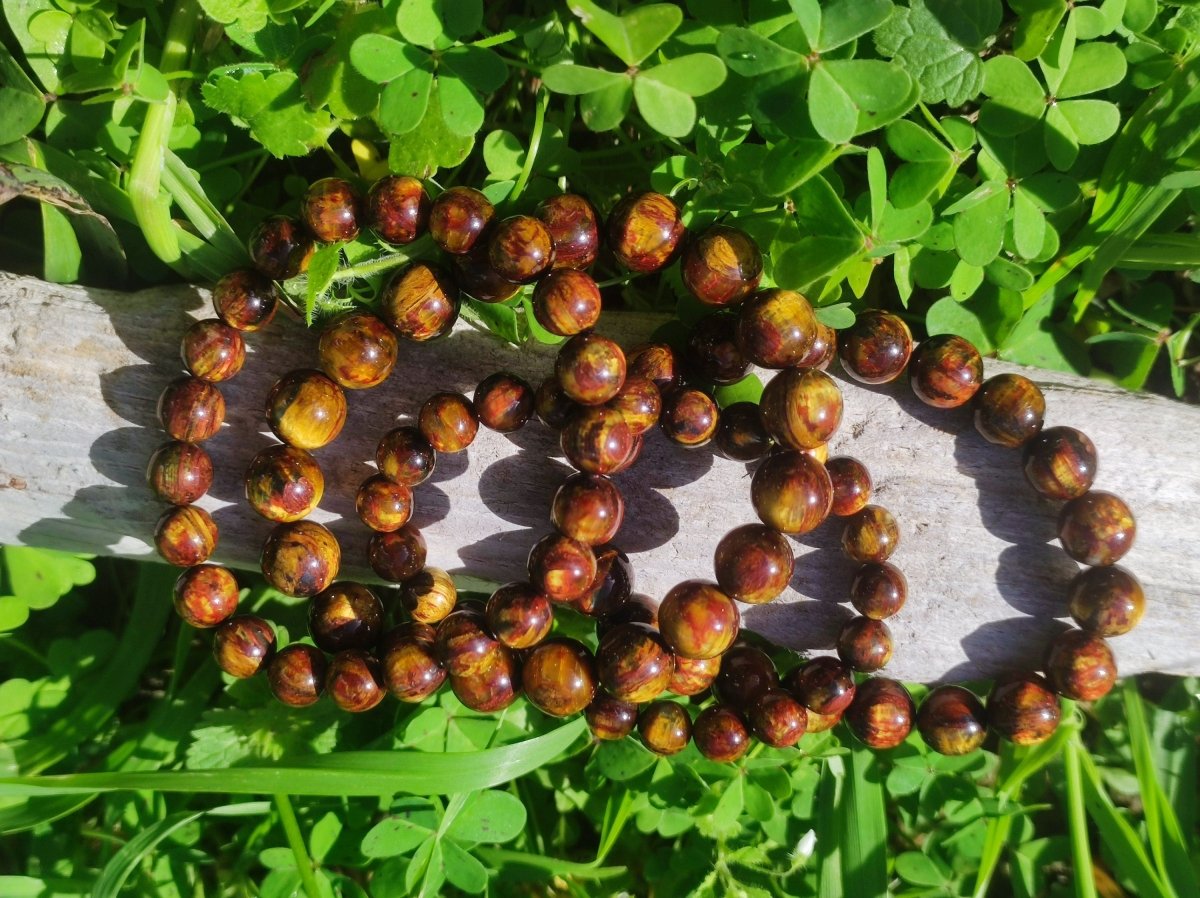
[303,177,362,243]
[627,343,682,392]
[535,376,579,429]
[596,622,674,703]
[381,622,447,703]
[379,262,460,342]
[989,675,1061,745]
[249,215,314,281]
[798,323,838,370]
[244,444,324,523]
[552,473,624,546]
[638,700,692,756]
[713,644,779,706]
[556,333,626,406]
[668,655,721,696]
[917,685,988,755]
[850,562,907,620]
[786,657,856,716]
[586,692,639,740]
[1058,491,1135,566]
[182,319,245,383]
[681,225,763,307]
[488,214,555,283]
[714,401,773,461]
[155,505,218,566]
[1045,629,1117,700]
[419,392,479,453]
[532,269,602,336]
[759,368,843,450]
[658,580,740,660]
[693,705,751,762]
[1067,565,1144,636]
[607,192,685,273]
[486,581,554,649]
[837,617,893,672]
[736,289,819,368]
[574,545,635,616]
[845,677,915,749]
[606,376,661,437]
[453,243,522,303]
[318,310,398,389]
[148,441,213,505]
[536,193,600,270]
[839,310,913,385]
[842,505,900,563]
[213,269,279,331]
[909,334,983,408]
[366,175,429,245]
[714,524,794,604]
[367,524,427,582]
[449,645,521,713]
[560,406,634,475]
[660,388,719,447]
[687,313,749,384]
[429,186,494,255]
[265,370,347,450]
[522,637,597,717]
[474,372,535,432]
[174,564,238,628]
[376,426,436,487]
[1023,427,1098,501]
[826,456,872,517]
[326,650,386,712]
[213,614,276,679]
[436,608,498,677]
[749,690,808,748]
[356,474,414,531]
[268,644,327,707]
[750,449,834,534]
[309,582,384,653]
[401,567,458,624]
[974,374,1045,448]
[261,520,340,597]
[528,533,597,603]
[159,376,225,443]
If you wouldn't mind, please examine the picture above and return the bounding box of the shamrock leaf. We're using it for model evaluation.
[199,0,269,34]
[202,67,336,157]
[396,0,482,51]
[886,120,956,207]
[808,59,918,144]
[716,27,805,77]
[945,180,1011,266]
[387,84,475,177]
[1009,0,1068,61]
[773,176,865,287]
[567,0,682,67]
[789,0,895,54]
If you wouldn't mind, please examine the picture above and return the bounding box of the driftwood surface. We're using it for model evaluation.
[1,271,1198,683]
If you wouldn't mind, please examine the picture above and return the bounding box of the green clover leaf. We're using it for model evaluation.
[567,0,682,67]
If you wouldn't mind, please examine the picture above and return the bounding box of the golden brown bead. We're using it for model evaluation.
[1023,427,1098,501]
[379,262,460,342]
[610,434,644,474]
[366,175,429,245]
[528,533,597,602]
[488,214,555,283]
[845,677,915,749]
[909,335,983,408]
[850,562,907,620]
[749,690,808,748]
[449,645,521,712]
[693,705,751,762]
[750,449,834,535]
[148,441,213,505]
[826,456,872,517]
[759,368,843,450]
[668,655,721,696]
[687,313,749,384]
[1045,629,1117,701]
[805,706,845,733]
[586,692,639,740]
[173,564,238,628]
[249,215,314,280]
[1068,565,1144,636]
[429,186,494,255]
[474,372,535,432]
[318,311,398,389]
[436,608,497,677]
[356,474,414,532]
[802,323,839,370]
[713,644,779,706]
[244,444,324,523]
[638,700,692,755]
[842,505,900,563]
[181,319,245,383]
[596,622,674,703]
[560,406,634,475]
[327,650,386,712]
[308,582,384,653]
[681,225,763,307]
[974,374,1045,448]
[401,567,458,624]
[265,370,347,450]
[989,675,1061,745]
[917,685,988,755]
[159,376,225,443]
[419,392,478,453]
[839,310,913,384]
[573,545,635,617]
[556,333,626,406]
[605,376,661,437]
[213,614,276,679]
[552,473,624,546]
[261,520,340,597]
[376,426,436,487]
[536,193,600,270]
[714,401,773,461]
[453,242,522,303]
[658,580,740,661]
[736,289,819,368]
[486,582,554,649]
[535,376,579,429]
[627,343,683,393]
[213,269,279,332]
[532,269,602,336]
[303,177,362,243]
[155,505,218,566]
[367,525,427,583]
[786,656,856,716]
[714,524,794,604]
[608,192,685,273]
[837,617,893,672]
[381,622,447,703]
[660,387,719,447]
[522,637,597,717]
[268,644,327,707]
[1058,491,1135,566]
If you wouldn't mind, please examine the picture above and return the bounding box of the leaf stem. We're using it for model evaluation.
[510,90,549,203]
[274,793,322,898]
[1064,729,1099,898]
[473,29,520,48]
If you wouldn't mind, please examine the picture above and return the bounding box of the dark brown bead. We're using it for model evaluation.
[356,474,414,532]
[693,705,751,762]
[486,582,554,649]
[682,225,763,307]
[842,505,900,563]
[638,700,692,756]
[1067,565,1144,636]
[401,567,457,624]
[687,313,750,384]
[182,319,245,383]
[522,637,597,717]
[261,520,340,597]
[366,175,429,245]
[751,450,834,535]
[608,192,685,273]
[327,650,386,712]
[173,564,238,628]
[659,580,740,660]
[917,685,988,755]
[974,374,1045,448]
[309,582,384,653]
[798,323,838,370]
[368,525,427,583]
[244,444,324,523]
[596,593,659,639]
[552,473,624,546]
[736,289,819,368]
[668,655,721,696]
[249,215,315,281]
[714,524,794,604]
[660,388,719,447]
[376,426,436,487]
[586,692,638,740]
[837,617,893,672]
[850,562,907,620]
[1045,629,1117,701]
[574,546,634,617]
[714,644,779,706]
[1058,491,1135,566]
[596,622,674,703]
[786,656,856,716]
[318,311,397,389]
[148,441,213,505]
[557,333,626,406]
[1023,427,1098,501]
[536,193,600,270]
[380,262,460,342]
[560,406,634,475]
[159,376,225,443]
[535,376,579,429]
[749,690,808,748]
[265,370,346,450]
[303,178,362,243]
[429,186,494,255]
[488,214,555,283]
[627,343,683,393]
[268,644,327,707]
[610,433,644,474]
[213,614,276,679]
[419,392,478,453]
[826,456,872,517]
[759,368,843,450]
[474,372,534,432]
[845,677,915,749]
[909,335,983,408]
[605,376,661,437]
[436,608,497,677]
[988,674,1061,745]
[449,645,521,712]
[453,242,522,303]
[381,622,447,702]
[714,401,773,461]
[155,505,218,566]
[213,269,279,331]
[528,533,597,602]
[839,310,913,384]
[532,269,602,336]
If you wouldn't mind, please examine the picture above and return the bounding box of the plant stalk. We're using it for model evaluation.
[274,793,322,898]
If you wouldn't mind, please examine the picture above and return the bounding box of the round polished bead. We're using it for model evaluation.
[244,444,324,523]
[557,333,626,406]
[182,319,245,383]
[687,312,750,384]
[376,426,436,487]
[561,406,634,475]
[751,450,834,535]
[159,376,225,443]
[429,186,493,255]
[268,644,327,707]
[486,582,554,649]
[837,617,893,672]
[842,505,900,563]
[850,562,907,620]
[608,192,685,273]
[552,473,624,546]
[249,215,314,281]
[536,193,600,270]
[596,622,674,703]
[1058,491,1135,565]
[327,650,386,712]
[714,402,773,461]
[826,456,872,517]
[155,505,218,566]
[381,622,447,702]
[522,637,597,717]
[148,441,213,505]
[803,323,839,370]
[474,372,535,432]
[682,225,763,307]
[356,474,413,532]
[660,388,719,447]
[261,520,340,597]
[173,564,239,628]
[606,376,661,437]
[488,214,555,283]
[917,685,988,755]
[532,269,602,336]
[308,582,384,653]
[1023,427,1098,501]
[786,657,856,716]
[574,545,635,617]
[610,434,644,474]
[627,343,683,393]
[586,692,639,740]
[846,677,915,749]
[213,615,276,678]
[366,175,429,245]
[638,700,692,756]
[449,645,521,712]
[659,580,740,660]
[909,334,983,408]
[668,655,721,696]
[750,690,808,748]
[401,567,458,624]
[974,374,1045,447]
[989,675,1061,745]
[453,242,522,303]
[419,392,478,453]
[736,289,819,368]
[265,370,346,450]
[714,524,794,604]
[380,262,460,342]
[1046,629,1117,701]
[759,368,843,450]
[213,269,279,331]
[596,593,659,639]
[303,178,362,243]
[804,443,830,464]
[694,705,751,762]
[368,525,427,583]
[535,376,579,429]
[318,311,397,389]
[1068,565,1144,636]
[839,310,913,384]
[436,608,498,677]
[714,644,779,706]
[528,533,597,602]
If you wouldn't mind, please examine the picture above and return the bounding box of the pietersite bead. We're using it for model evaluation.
[244,444,324,522]
[148,441,213,505]
[249,215,314,281]
[366,175,429,245]
[532,269,602,336]
[759,368,843,450]
[436,608,496,677]
[799,323,838,371]
[327,650,386,712]
[715,402,773,461]
[268,644,327,707]
[575,546,634,617]
[429,186,494,255]
[687,313,750,384]
[535,376,579,429]
[826,456,872,517]
[842,505,900,563]
[682,225,763,307]
[787,657,856,716]
[845,677,915,749]
[606,376,661,437]
[660,388,719,447]
[837,617,893,672]
[454,243,522,303]
[750,690,808,748]
[586,692,639,740]
[714,644,778,706]
[751,450,834,535]
[449,645,521,712]
[974,374,1045,447]
[376,426,436,487]
[608,192,685,273]
[522,637,597,717]
[159,376,225,443]
[714,524,794,604]
[917,685,988,755]
[1058,491,1135,566]
[474,372,534,432]
[596,622,674,703]
[380,262,459,342]
[356,474,413,532]
[174,564,238,628]
[486,582,554,649]
[552,473,624,546]
[182,319,245,383]
[1046,629,1117,700]
[638,700,692,756]
[610,434,644,474]
[557,333,626,406]
[536,193,600,270]
[368,525,427,583]
[214,615,276,679]
[668,655,721,696]
[561,406,634,475]
[488,214,555,283]
[989,675,1061,745]
[155,505,218,566]
[736,289,819,368]
[694,705,751,762]
[627,343,682,393]
[596,592,658,639]
[1068,565,1144,636]
[839,311,913,384]
[401,567,457,624]
[909,335,983,408]
[303,177,361,243]
[1023,427,1098,501]
[659,580,740,660]
[309,582,384,653]
[214,269,279,331]
[261,520,340,597]
[265,370,346,450]
[419,392,478,453]
[528,533,597,602]
[381,622,447,702]
[318,311,397,389]
[850,562,907,620]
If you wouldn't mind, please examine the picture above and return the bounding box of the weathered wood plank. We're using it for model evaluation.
[1,271,1197,681]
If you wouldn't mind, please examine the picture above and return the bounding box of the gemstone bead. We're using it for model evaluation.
[606,376,661,437]
[917,685,988,755]
[798,323,838,370]
[693,705,751,762]
[826,456,872,517]
[837,617,893,672]
[736,289,819,368]
[658,580,740,660]
[532,269,602,336]
[536,193,600,270]
[249,215,314,280]
[159,377,225,443]
[376,426,436,487]
[1058,491,1135,565]
[486,582,554,649]
[327,650,386,712]
[845,677,915,749]
[261,520,340,596]
[805,707,845,733]
[607,192,685,273]
[379,262,460,342]
[213,269,279,331]
[557,333,626,406]
[1068,565,1144,636]
[213,615,276,678]
[786,657,856,716]
[668,655,721,696]
[419,392,478,453]
[488,214,555,283]
[356,474,414,532]
[974,374,1045,447]
[474,372,534,432]
[596,622,674,703]
[596,593,659,640]
[850,562,907,620]
[638,700,692,756]
[574,546,634,617]
[244,444,324,523]
[627,343,682,393]
[714,644,779,706]
[687,312,749,384]
[381,622,447,702]
[366,175,429,245]
[839,310,913,384]
[759,368,843,450]
[1023,427,1098,501]
[368,525,427,583]
[681,225,763,306]
[660,388,719,447]
[309,582,384,653]
[714,524,794,604]
[749,690,808,748]
[449,645,520,712]
[173,564,238,628]
[148,441,213,505]
[453,243,522,303]
[842,505,900,563]
[989,675,1061,745]
[303,177,362,243]
[561,406,634,475]
[909,335,983,408]
[318,311,398,389]
[401,567,458,624]
[182,319,245,383]
[265,370,346,450]
[552,473,624,546]
[155,505,218,566]
[436,608,498,677]
[1045,629,1117,700]
[528,533,597,602]
[429,186,493,254]
[750,450,834,534]
[522,637,597,717]
[714,402,773,461]
[610,434,644,474]
[586,693,639,740]
[268,644,327,707]
[535,377,579,429]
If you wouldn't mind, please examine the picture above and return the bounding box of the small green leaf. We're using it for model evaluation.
[361,817,435,859]
[1057,98,1120,144]
[441,839,488,893]
[1043,102,1080,170]
[445,790,527,844]
[439,74,486,137]
[202,69,336,158]
[818,0,894,51]
[818,59,918,141]
[714,375,764,407]
[761,140,834,196]
[633,75,696,137]
[895,851,950,887]
[950,259,985,300]
[980,55,1045,136]
[580,78,633,131]
[808,66,857,144]
[926,288,1022,353]
[877,201,933,243]
[716,28,805,77]
[440,45,508,93]
[1057,41,1126,98]
[0,87,44,144]
[482,130,524,179]
[874,0,999,106]
[541,64,628,95]
[1010,0,1068,61]
[396,0,482,51]
[349,34,421,84]
[387,85,475,177]
[985,257,1035,291]
[378,67,434,135]
[1011,189,1045,262]
[953,185,1010,266]
[593,739,657,781]
[787,0,822,50]
[305,243,342,324]
[639,54,726,96]
[567,0,682,67]
[816,303,857,328]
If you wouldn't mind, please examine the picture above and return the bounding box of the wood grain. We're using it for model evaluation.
[1,272,1197,682]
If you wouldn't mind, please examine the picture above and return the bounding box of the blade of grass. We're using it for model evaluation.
[474,848,626,880]
[90,810,203,898]
[816,747,888,898]
[1063,736,1097,898]
[274,794,323,898]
